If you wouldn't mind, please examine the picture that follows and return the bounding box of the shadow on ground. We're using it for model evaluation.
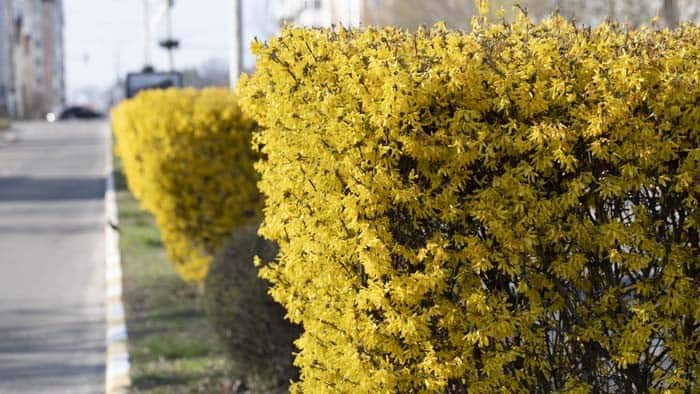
[0,304,105,391]
[0,176,105,202]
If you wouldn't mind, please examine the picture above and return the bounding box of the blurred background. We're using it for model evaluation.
[0,0,697,120]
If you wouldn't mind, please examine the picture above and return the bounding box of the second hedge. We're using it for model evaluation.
[112,88,259,280]
[205,225,300,393]
[239,13,699,393]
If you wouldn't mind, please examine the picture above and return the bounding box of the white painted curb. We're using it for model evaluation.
[104,125,131,394]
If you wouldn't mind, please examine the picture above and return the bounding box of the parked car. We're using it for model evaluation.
[46,106,104,122]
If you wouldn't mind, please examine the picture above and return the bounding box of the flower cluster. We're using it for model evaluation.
[240,13,699,393]
[112,88,259,280]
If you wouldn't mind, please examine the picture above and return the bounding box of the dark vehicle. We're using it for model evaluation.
[46,106,104,122]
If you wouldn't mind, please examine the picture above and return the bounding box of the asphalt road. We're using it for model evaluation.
[0,121,107,393]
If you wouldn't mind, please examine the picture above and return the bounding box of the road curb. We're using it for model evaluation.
[105,125,131,394]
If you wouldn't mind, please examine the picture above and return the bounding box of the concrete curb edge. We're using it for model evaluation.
[104,124,131,394]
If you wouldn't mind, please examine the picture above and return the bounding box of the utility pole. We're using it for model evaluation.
[142,0,152,69]
[159,0,179,71]
[229,0,242,88]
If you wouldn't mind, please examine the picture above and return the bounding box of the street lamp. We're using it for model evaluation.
[142,0,152,70]
[158,0,179,71]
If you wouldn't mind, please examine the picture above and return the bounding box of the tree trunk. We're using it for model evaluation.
[661,0,679,28]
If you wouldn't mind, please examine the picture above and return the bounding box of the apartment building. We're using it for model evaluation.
[1,0,64,119]
[0,2,14,116]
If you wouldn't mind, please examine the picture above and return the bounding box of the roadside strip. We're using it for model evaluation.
[104,124,131,393]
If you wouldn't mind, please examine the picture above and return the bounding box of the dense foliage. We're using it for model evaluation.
[205,225,300,393]
[239,13,699,393]
[112,88,259,280]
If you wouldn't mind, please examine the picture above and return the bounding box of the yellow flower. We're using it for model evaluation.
[239,11,700,393]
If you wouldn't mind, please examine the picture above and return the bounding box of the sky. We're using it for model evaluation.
[64,0,278,103]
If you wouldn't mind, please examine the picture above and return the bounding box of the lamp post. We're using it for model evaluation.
[229,0,242,88]
[158,0,179,71]
[142,0,152,69]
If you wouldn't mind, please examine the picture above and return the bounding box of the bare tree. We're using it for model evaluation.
[363,0,478,30]
[200,58,230,87]
[521,0,689,27]
[182,58,230,88]
[362,0,695,30]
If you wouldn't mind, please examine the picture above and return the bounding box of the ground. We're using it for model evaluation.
[115,159,238,393]
[0,121,106,393]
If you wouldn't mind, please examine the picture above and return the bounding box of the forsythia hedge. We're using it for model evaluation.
[112,88,259,280]
[239,13,700,393]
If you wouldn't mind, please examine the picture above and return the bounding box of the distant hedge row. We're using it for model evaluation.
[112,88,259,280]
[239,13,699,393]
